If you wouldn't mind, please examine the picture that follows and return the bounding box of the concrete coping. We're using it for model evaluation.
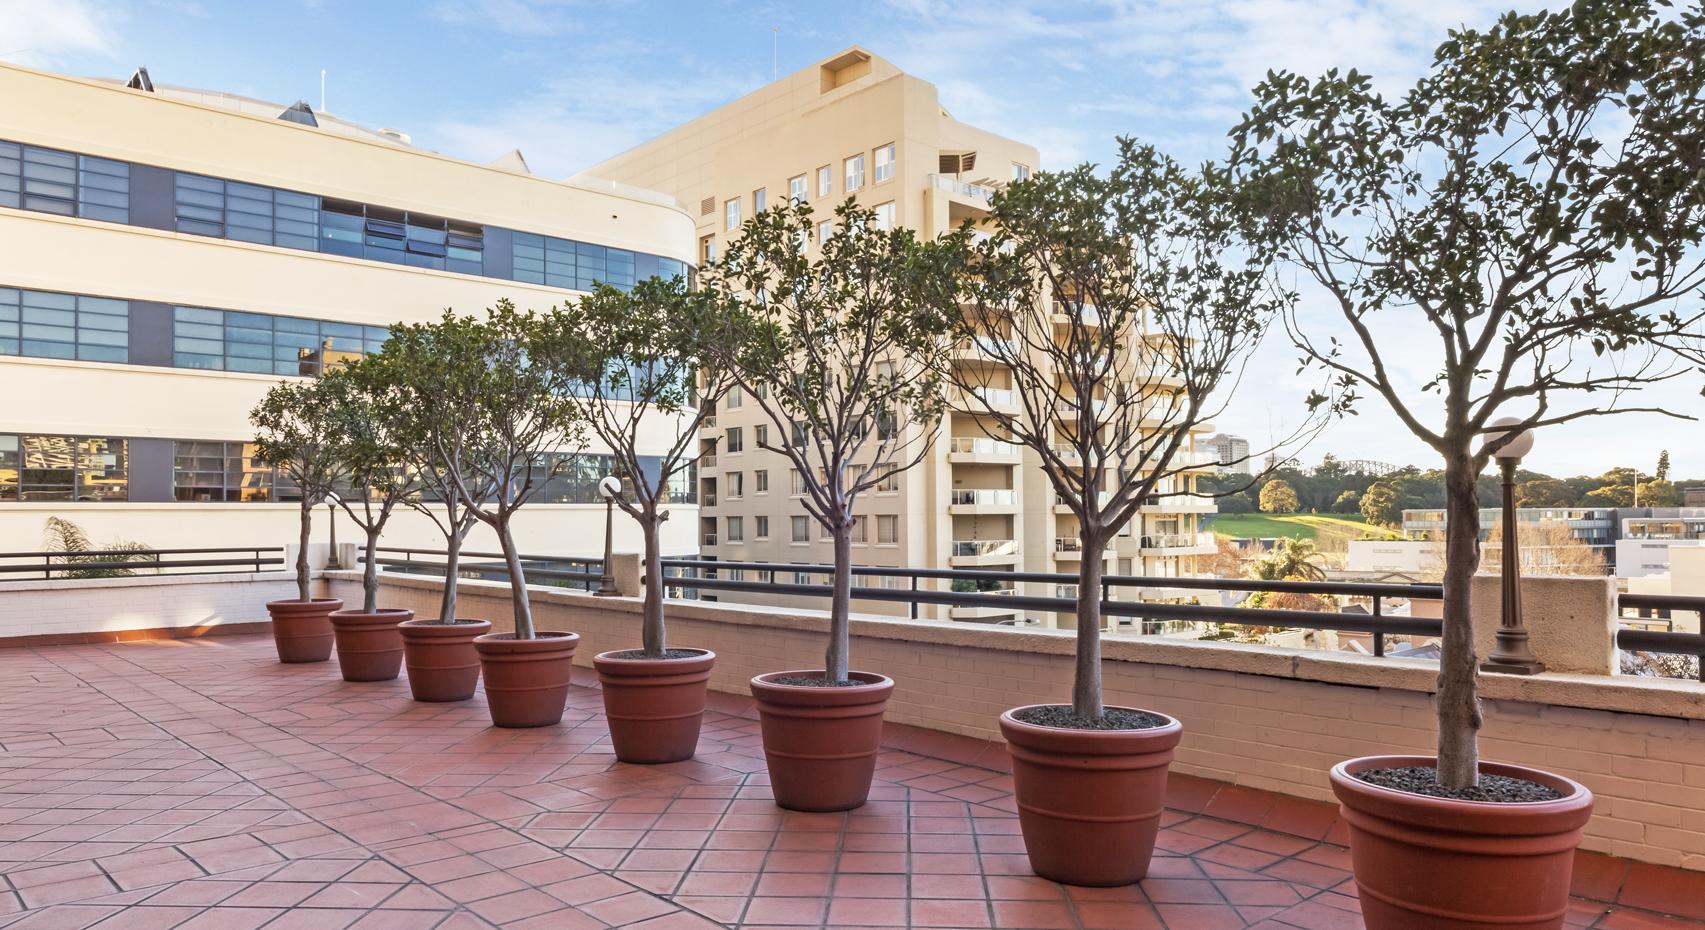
[343,567,1705,725]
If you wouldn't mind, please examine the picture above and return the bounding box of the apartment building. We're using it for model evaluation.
[0,63,698,558]
[585,48,1216,626]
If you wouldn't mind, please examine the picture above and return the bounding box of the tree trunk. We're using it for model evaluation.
[826,525,853,682]
[1435,452,1485,789]
[362,527,381,612]
[641,515,666,656]
[296,500,313,602]
[439,525,464,624]
[497,521,534,639]
[1072,537,1106,719]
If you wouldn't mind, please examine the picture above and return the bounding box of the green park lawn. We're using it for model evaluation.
[1203,512,1392,543]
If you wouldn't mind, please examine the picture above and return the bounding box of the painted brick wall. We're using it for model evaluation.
[0,571,298,640]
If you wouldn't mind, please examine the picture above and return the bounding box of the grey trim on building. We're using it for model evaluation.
[481,226,515,281]
[127,301,173,367]
[125,438,176,502]
[127,164,176,232]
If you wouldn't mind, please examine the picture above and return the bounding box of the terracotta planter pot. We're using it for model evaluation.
[750,670,893,812]
[328,608,412,682]
[474,631,579,728]
[595,649,716,764]
[999,705,1183,886]
[1331,755,1594,930]
[399,618,492,702]
[265,598,342,663]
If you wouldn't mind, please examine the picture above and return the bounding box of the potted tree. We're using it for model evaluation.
[435,302,585,728]
[361,315,503,702]
[943,140,1286,885]
[318,364,423,683]
[704,200,959,810]
[1232,3,1705,925]
[540,277,733,763]
[251,378,349,663]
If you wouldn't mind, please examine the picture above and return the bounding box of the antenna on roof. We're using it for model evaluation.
[772,26,778,81]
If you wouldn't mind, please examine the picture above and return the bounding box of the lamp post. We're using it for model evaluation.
[1482,417,1545,675]
[594,475,623,597]
[324,492,343,570]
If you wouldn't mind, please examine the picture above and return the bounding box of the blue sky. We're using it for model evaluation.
[4,0,1702,479]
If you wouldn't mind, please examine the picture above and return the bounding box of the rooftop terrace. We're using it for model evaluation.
[0,633,1701,930]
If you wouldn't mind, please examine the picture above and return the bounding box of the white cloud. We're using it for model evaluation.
[0,0,117,66]
[427,0,594,37]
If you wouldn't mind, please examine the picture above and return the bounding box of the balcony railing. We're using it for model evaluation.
[951,489,1017,506]
[1141,533,1201,549]
[956,336,1015,357]
[701,493,717,507]
[929,173,997,203]
[699,454,716,468]
[958,386,1016,408]
[0,545,285,579]
[949,437,1019,456]
[702,534,718,546]
[951,539,1018,557]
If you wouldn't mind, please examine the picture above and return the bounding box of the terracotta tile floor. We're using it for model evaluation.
[0,634,1698,930]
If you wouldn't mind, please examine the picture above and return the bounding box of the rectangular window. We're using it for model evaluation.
[817,165,832,197]
[725,198,741,231]
[844,154,865,192]
[700,235,716,264]
[851,515,868,543]
[755,515,770,540]
[755,469,769,493]
[791,469,806,495]
[77,155,130,223]
[724,427,743,454]
[874,143,895,183]
[726,516,743,544]
[174,440,275,502]
[789,174,807,204]
[727,471,743,498]
[9,434,127,502]
[0,435,15,501]
[754,424,768,448]
[874,201,895,231]
[726,385,743,409]
[877,471,899,492]
[791,515,809,543]
[172,306,387,377]
[753,188,766,213]
[878,514,898,544]
[0,287,129,363]
[818,220,833,245]
[1012,162,1031,182]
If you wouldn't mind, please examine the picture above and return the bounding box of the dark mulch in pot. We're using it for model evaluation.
[1012,705,1169,731]
[768,675,869,687]
[606,649,704,660]
[1355,766,1563,803]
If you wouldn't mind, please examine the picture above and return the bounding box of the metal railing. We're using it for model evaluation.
[950,489,1017,506]
[960,386,1016,407]
[0,546,284,580]
[928,173,997,203]
[949,437,1019,456]
[362,547,605,592]
[1616,593,1705,681]
[1141,533,1201,549]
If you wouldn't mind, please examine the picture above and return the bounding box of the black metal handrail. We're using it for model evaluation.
[0,546,284,579]
[1616,593,1705,681]
[364,547,605,592]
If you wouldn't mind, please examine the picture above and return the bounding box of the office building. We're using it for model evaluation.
[1208,433,1251,474]
[585,48,1217,625]
[0,62,699,558]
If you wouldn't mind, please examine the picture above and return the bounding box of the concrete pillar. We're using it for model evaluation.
[1471,573,1617,676]
[611,552,643,598]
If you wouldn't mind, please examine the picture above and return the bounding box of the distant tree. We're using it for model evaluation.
[1481,521,1607,576]
[1657,449,1672,481]
[1516,478,1576,508]
[1359,481,1403,528]
[318,367,423,613]
[251,379,352,602]
[1331,489,1360,513]
[1250,537,1329,583]
[1640,479,1682,507]
[1259,479,1300,513]
[41,517,156,579]
[1203,535,1247,578]
[1233,1,1705,788]
[1583,484,1635,508]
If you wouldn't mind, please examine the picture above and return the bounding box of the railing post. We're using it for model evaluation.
[910,575,919,620]
[1373,595,1385,657]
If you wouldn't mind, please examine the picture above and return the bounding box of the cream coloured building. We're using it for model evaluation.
[585,48,1216,626]
[0,62,700,561]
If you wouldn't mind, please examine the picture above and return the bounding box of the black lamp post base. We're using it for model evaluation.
[1481,659,1546,675]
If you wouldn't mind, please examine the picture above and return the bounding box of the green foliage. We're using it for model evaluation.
[249,378,349,506]
[41,517,156,579]
[1249,537,1329,583]
[1258,479,1300,513]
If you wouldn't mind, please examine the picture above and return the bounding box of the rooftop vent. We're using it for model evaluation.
[278,101,318,127]
[700,196,715,216]
[125,66,154,92]
[377,128,412,145]
[939,151,977,175]
[488,148,531,174]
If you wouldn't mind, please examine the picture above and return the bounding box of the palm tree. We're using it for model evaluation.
[1251,538,1327,583]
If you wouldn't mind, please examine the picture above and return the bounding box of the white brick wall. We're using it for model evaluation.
[0,571,297,639]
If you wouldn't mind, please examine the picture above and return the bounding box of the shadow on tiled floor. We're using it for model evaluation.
[0,634,1698,929]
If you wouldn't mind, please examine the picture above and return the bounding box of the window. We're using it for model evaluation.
[755,516,770,540]
[878,514,898,544]
[700,235,716,264]
[791,515,809,543]
[844,154,865,191]
[793,571,815,585]
[754,424,767,447]
[174,441,274,502]
[0,287,128,363]
[1012,162,1031,182]
[175,174,322,252]
[726,385,743,409]
[851,515,868,543]
[0,142,130,223]
[817,165,832,197]
[172,306,387,377]
[725,198,741,231]
[874,143,895,183]
[877,470,899,492]
[724,427,743,454]
[727,471,744,498]
[791,469,806,495]
[1,434,127,502]
[817,220,833,245]
[874,201,895,231]
[755,469,769,493]
[512,233,636,291]
[753,188,767,213]
[726,516,744,543]
[789,174,807,204]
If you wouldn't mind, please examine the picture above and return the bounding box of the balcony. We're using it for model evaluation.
[701,532,718,546]
[1140,532,1216,554]
[1053,536,1111,559]
[947,436,1021,464]
[699,453,717,469]
[928,172,997,205]
[949,538,1019,566]
[1141,492,1218,514]
[949,488,1018,514]
[953,335,1015,360]
[949,587,1019,620]
[956,385,1018,412]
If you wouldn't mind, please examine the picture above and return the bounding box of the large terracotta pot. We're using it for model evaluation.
[265,598,342,663]
[328,608,412,682]
[595,649,716,764]
[750,670,893,812]
[999,705,1182,886]
[1330,755,1594,930]
[474,631,579,728]
[399,618,492,702]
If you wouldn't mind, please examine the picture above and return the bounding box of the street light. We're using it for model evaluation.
[594,475,623,597]
[1482,417,1545,675]
[324,492,343,571]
